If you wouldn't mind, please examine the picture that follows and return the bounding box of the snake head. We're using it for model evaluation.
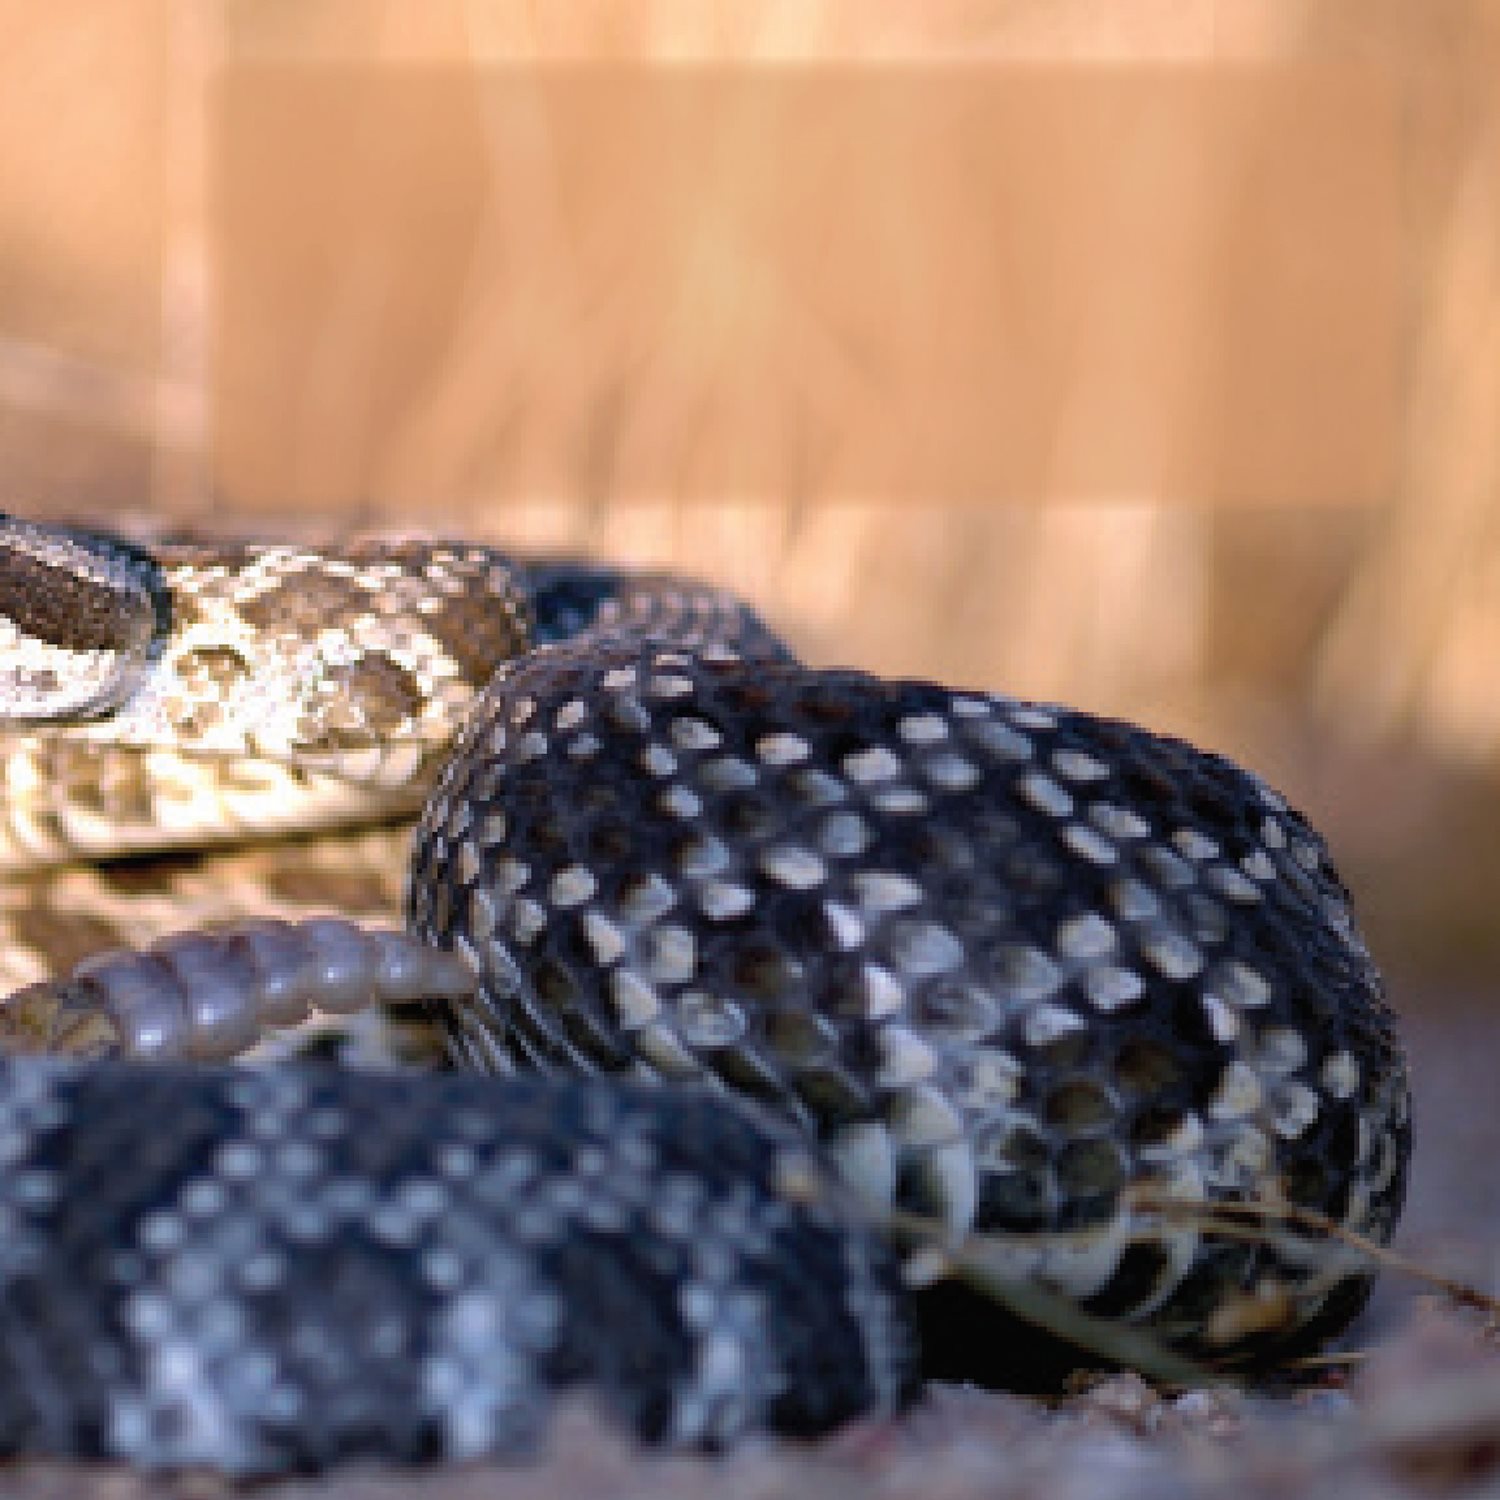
[0,513,168,722]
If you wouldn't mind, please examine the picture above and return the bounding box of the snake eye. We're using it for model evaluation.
[0,513,165,722]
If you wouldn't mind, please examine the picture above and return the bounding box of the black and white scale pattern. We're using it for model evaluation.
[410,636,1410,1367]
[0,512,1412,1473]
[0,1064,912,1472]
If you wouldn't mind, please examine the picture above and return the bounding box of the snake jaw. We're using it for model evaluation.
[0,514,167,723]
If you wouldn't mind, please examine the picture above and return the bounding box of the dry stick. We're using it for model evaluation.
[881,1205,1216,1388]
[874,1188,1498,1391]
[951,1242,1216,1389]
[1130,1193,1500,1321]
[1280,1349,1370,1371]
[886,1185,1500,1488]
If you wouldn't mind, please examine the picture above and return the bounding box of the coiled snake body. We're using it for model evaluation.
[0,514,1410,1473]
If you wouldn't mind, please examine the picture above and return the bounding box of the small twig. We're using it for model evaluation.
[1280,1348,1370,1372]
[1131,1193,1500,1321]
[868,1185,1500,1388]
[879,1205,1217,1388]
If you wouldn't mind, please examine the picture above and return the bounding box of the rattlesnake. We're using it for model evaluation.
[0,512,1411,1474]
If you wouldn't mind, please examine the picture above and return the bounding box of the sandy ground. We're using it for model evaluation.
[0,1008,1495,1499]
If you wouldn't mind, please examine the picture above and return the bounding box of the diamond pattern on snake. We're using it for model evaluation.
[0,512,1410,1474]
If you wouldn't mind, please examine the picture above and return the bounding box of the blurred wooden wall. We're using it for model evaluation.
[0,2,1497,983]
